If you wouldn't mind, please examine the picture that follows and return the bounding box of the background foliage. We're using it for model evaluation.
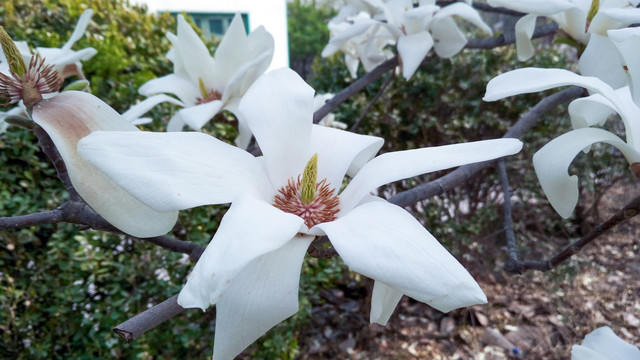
[0,0,633,359]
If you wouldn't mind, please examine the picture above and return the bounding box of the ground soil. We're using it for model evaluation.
[295,182,640,359]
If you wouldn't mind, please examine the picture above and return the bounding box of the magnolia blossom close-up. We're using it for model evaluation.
[123,13,274,148]
[571,326,640,360]
[78,68,522,359]
[484,64,640,218]
[323,0,491,80]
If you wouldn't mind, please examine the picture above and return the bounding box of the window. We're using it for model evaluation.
[174,12,250,39]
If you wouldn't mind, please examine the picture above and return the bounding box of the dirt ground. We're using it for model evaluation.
[295,182,640,359]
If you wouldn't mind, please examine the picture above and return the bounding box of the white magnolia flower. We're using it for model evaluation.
[487,0,640,88]
[324,0,491,80]
[79,68,522,359]
[123,13,274,148]
[314,93,347,129]
[381,0,492,79]
[609,26,640,107]
[322,13,395,78]
[484,67,640,218]
[571,326,640,360]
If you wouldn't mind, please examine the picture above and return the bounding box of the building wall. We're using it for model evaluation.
[132,0,289,71]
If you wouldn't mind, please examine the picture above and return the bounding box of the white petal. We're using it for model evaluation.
[568,92,616,129]
[589,8,640,36]
[370,281,403,325]
[177,195,304,311]
[139,74,200,106]
[310,125,383,191]
[78,131,274,212]
[239,68,314,188]
[486,0,577,14]
[315,200,487,313]
[61,9,93,52]
[483,67,617,102]
[233,108,252,149]
[397,31,434,80]
[33,91,178,237]
[578,33,626,89]
[174,15,217,86]
[122,94,185,123]
[167,112,186,132]
[533,128,640,218]
[222,50,273,104]
[609,27,640,107]
[571,327,640,360]
[430,17,467,59]
[179,100,223,131]
[339,138,522,213]
[514,14,538,61]
[212,235,313,360]
[435,2,492,35]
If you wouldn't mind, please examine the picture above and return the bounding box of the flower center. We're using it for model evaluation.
[273,176,340,228]
[195,77,222,105]
[273,154,340,228]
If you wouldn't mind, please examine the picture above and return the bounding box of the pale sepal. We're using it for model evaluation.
[571,326,640,360]
[370,281,403,325]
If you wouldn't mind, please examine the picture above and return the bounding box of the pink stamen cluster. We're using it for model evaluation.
[0,54,63,107]
[195,88,223,105]
[273,175,340,228]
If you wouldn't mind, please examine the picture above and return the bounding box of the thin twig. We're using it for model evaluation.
[350,71,395,132]
[113,295,185,343]
[389,86,585,207]
[466,23,559,50]
[497,159,519,267]
[437,1,525,17]
[505,193,640,273]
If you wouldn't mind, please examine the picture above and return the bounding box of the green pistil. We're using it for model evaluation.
[301,154,318,205]
[198,77,208,98]
[0,26,26,77]
[585,0,599,31]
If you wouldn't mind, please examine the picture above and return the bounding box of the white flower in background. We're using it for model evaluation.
[571,326,640,360]
[322,13,395,78]
[324,0,492,80]
[314,93,347,129]
[484,66,640,218]
[79,68,522,360]
[487,0,640,88]
[123,14,274,149]
[333,0,386,23]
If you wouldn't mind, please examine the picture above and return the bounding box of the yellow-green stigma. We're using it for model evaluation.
[301,154,318,205]
[273,154,340,228]
[585,0,599,32]
[195,77,222,105]
[0,26,26,77]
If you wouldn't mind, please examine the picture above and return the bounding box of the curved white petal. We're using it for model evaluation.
[568,92,617,129]
[239,68,314,188]
[179,100,223,131]
[177,195,304,311]
[33,91,178,237]
[174,15,217,86]
[122,94,185,123]
[533,128,640,218]
[514,14,538,61]
[139,74,199,106]
[212,235,313,360]
[340,138,523,213]
[486,0,577,15]
[571,327,640,360]
[397,31,434,80]
[78,131,274,212]
[589,8,640,36]
[310,125,383,192]
[214,17,274,94]
[483,67,616,102]
[61,9,93,52]
[435,2,492,35]
[578,33,626,89]
[430,17,467,59]
[322,19,379,57]
[609,27,640,107]
[370,281,403,325]
[316,200,487,313]
[233,107,252,149]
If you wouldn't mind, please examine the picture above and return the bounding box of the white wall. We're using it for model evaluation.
[132,0,289,71]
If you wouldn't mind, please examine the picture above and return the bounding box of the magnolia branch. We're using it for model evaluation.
[389,86,585,207]
[504,193,640,273]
